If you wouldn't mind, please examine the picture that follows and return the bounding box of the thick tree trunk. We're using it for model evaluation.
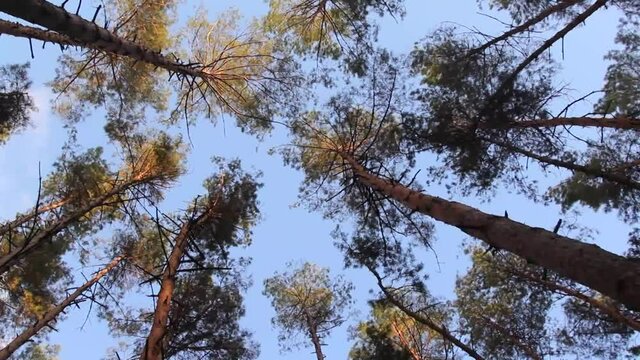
[0,179,141,275]
[342,153,640,311]
[367,266,486,360]
[0,0,204,80]
[0,255,124,360]
[140,205,218,360]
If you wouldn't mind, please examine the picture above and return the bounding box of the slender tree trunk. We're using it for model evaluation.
[502,116,640,130]
[0,178,141,275]
[491,0,607,101]
[506,266,640,331]
[0,0,205,80]
[0,255,124,360]
[0,198,69,237]
[477,314,542,360]
[469,0,583,57]
[390,321,422,360]
[342,153,640,311]
[366,265,486,360]
[305,314,325,360]
[140,204,218,360]
[481,136,640,190]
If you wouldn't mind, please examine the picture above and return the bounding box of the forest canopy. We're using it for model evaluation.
[0,0,639,359]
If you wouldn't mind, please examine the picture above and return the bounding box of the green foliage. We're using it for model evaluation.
[349,300,449,360]
[0,63,34,144]
[49,0,178,139]
[456,245,640,359]
[598,19,640,117]
[406,27,556,195]
[165,272,257,360]
[263,262,353,353]
[15,344,60,360]
[175,7,295,135]
[455,248,553,359]
[99,159,260,359]
[265,0,405,59]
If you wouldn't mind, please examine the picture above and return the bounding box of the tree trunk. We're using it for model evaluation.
[390,321,422,360]
[367,265,486,360]
[481,136,640,190]
[469,0,583,57]
[0,198,69,237]
[0,0,204,80]
[341,153,640,311]
[477,314,542,360]
[306,315,325,360]
[0,255,124,360]
[0,179,142,275]
[140,204,218,360]
[504,116,640,130]
[505,266,640,331]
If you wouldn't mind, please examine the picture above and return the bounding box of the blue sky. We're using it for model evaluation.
[0,1,632,359]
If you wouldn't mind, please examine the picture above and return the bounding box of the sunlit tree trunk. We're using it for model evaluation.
[0,255,124,360]
[342,152,640,311]
[0,0,204,80]
[0,198,68,237]
[140,202,219,360]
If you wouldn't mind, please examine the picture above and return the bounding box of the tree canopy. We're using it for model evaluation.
[0,0,639,358]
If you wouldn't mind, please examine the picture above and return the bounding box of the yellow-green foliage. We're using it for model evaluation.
[265,0,346,57]
[177,8,277,120]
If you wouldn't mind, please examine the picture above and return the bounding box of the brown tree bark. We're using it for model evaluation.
[0,1,206,80]
[366,265,486,360]
[0,255,124,360]
[140,199,220,360]
[342,153,640,311]
[503,116,640,130]
[305,313,325,360]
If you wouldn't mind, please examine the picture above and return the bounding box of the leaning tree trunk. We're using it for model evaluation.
[505,266,640,331]
[0,0,206,80]
[503,116,640,131]
[480,136,640,190]
[140,203,219,360]
[0,177,143,275]
[0,255,124,360]
[341,153,640,311]
[0,198,68,237]
[367,266,486,360]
